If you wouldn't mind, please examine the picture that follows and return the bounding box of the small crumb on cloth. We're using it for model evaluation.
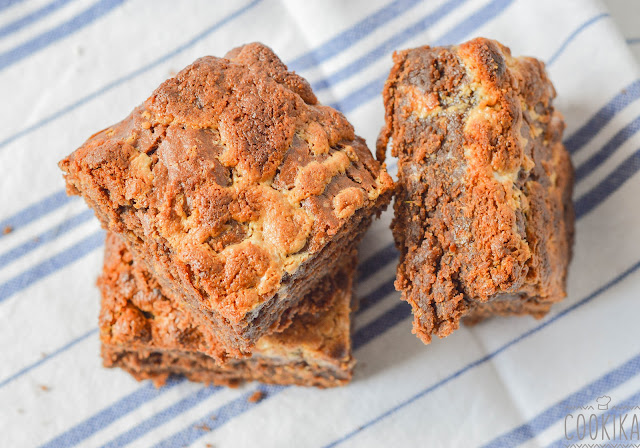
[3,226,12,234]
[248,390,265,403]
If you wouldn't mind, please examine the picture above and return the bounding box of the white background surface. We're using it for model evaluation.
[0,0,639,447]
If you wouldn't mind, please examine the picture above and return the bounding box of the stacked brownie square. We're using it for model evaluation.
[60,43,394,387]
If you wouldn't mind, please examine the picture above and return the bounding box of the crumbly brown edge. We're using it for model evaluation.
[379,37,574,343]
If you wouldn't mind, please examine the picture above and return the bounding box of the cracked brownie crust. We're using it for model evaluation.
[60,43,393,356]
[378,38,574,344]
[100,233,357,388]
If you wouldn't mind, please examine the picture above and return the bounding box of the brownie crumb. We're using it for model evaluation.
[248,390,265,403]
[3,226,12,235]
[39,385,50,392]
[195,424,211,432]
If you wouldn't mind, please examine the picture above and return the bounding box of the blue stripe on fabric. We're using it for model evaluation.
[628,37,640,45]
[575,114,640,182]
[288,0,422,72]
[358,278,397,312]
[152,385,286,448]
[482,353,640,447]
[546,12,609,65]
[311,0,468,92]
[0,0,262,150]
[430,0,513,45]
[0,209,93,269]
[353,300,410,350]
[0,327,96,389]
[0,0,25,13]
[322,259,640,448]
[332,0,516,113]
[565,79,640,154]
[0,229,104,304]
[547,388,640,448]
[39,378,185,448]
[575,148,640,219]
[0,0,76,39]
[98,386,222,448]
[357,242,398,278]
[0,189,74,236]
[330,73,385,113]
[0,0,125,71]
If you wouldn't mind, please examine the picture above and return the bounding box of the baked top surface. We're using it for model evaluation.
[99,233,355,367]
[379,38,574,342]
[61,42,393,322]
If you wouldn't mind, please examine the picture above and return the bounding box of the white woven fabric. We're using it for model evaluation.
[1,0,639,446]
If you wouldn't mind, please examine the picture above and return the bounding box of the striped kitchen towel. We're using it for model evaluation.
[1,0,639,446]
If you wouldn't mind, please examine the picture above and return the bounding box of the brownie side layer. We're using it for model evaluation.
[101,345,352,389]
[60,42,393,356]
[378,38,574,344]
[100,234,357,387]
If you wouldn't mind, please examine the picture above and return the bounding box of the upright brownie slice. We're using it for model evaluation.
[60,43,393,356]
[100,233,357,388]
[378,38,574,344]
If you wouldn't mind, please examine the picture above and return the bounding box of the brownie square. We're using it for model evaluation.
[99,233,357,388]
[60,43,393,357]
[378,38,574,344]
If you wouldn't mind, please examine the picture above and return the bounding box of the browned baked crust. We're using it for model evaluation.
[100,233,357,388]
[60,43,393,356]
[378,38,574,344]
